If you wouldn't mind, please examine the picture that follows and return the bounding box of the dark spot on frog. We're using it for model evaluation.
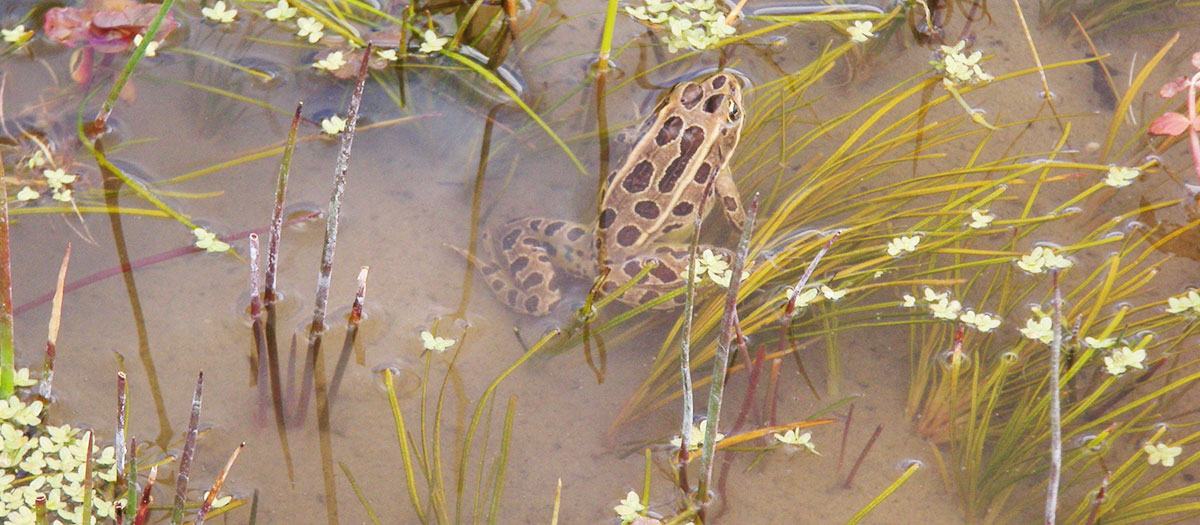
[524,295,540,313]
[680,83,703,109]
[599,208,617,229]
[544,221,565,235]
[703,94,726,113]
[522,273,544,289]
[634,200,660,219]
[566,227,586,241]
[656,116,683,146]
[616,225,641,247]
[711,75,727,89]
[623,160,654,194]
[672,202,694,216]
[501,229,521,250]
[650,264,677,284]
[510,256,529,273]
[623,260,641,277]
[724,196,738,211]
[694,162,712,184]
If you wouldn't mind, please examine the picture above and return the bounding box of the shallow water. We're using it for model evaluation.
[5,0,1200,523]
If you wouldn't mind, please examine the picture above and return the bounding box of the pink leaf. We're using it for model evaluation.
[1160,76,1190,98]
[1149,112,1191,136]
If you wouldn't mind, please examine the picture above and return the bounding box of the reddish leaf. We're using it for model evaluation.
[1149,112,1191,136]
[1160,76,1190,98]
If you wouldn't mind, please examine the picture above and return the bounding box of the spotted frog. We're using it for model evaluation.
[475,72,747,316]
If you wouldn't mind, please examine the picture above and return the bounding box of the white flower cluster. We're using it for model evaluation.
[1166,290,1200,315]
[1104,166,1140,188]
[902,287,1001,332]
[1103,346,1146,376]
[932,41,993,87]
[18,166,78,203]
[1,371,123,524]
[1017,246,1071,274]
[689,249,747,288]
[669,419,723,451]
[625,0,737,53]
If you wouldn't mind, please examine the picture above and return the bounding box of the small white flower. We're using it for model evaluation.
[1104,166,1140,188]
[264,0,297,21]
[1084,336,1116,349]
[27,150,46,169]
[697,249,729,276]
[820,285,847,301]
[51,189,73,202]
[923,287,948,303]
[901,294,917,307]
[1104,346,1146,376]
[420,330,455,352]
[1,25,33,44]
[774,429,819,454]
[16,187,38,201]
[376,48,398,61]
[296,17,325,43]
[1020,316,1053,344]
[1144,442,1183,467]
[786,287,819,308]
[201,1,238,23]
[886,235,920,256]
[313,51,347,71]
[613,491,645,523]
[1166,290,1200,314]
[959,311,1000,332]
[419,29,448,54]
[709,268,748,288]
[847,20,874,43]
[132,34,160,57]
[930,298,962,320]
[203,490,233,508]
[1018,246,1071,274]
[969,210,994,229]
[669,419,723,451]
[192,228,230,253]
[42,168,77,189]
[321,116,346,135]
[12,368,37,387]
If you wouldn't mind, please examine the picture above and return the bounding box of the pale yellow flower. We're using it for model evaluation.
[1144,442,1182,467]
[296,17,325,43]
[313,51,347,71]
[886,235,920,256]
[201,1,238,23]
[1020,317,1053,344]
[1,25,33,44]
[419,29,448,54]
[376,48,398,61]
[969,210,994,229]
[16,187,38,201]
[1104,166,1140,188]
[420,330,455,352]
[786,287,819,308]
[321,116,346,135]
[192,228,230,253]
[1166,290,1200,314]
[774,429,819,454]
[613,491,645,523]
[132,34,160,57]
[265,0,297,21]
[847,20,874,43]
[1104,346,1146,376]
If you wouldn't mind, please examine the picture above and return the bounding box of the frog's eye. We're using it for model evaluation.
[728,102,741,121]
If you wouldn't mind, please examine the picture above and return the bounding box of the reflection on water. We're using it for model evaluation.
[3,0,1200,523]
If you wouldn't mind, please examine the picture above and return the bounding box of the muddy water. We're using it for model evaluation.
[5,0,1199,523]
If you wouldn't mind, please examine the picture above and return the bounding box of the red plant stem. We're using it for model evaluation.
[13,212,320,316]
[842,424,882,489]
[839,404,855,471]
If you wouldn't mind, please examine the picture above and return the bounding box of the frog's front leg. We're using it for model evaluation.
[475,218,595,316]
[601,244,735,309]
[714,166,746,231]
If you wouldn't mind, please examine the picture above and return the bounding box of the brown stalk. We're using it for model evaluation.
[115,371,128,508]
[329,266,369,404]
[195,442,245,524]
[842,424,883,489]
[172,372,203,524]
[839,404,855,471]
[39,244,71,401]
[133,465,158,525]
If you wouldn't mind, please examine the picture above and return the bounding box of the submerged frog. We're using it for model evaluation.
[475,72,747,316]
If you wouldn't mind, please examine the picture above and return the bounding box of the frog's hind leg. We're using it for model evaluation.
[601,243,735,310]
[473,218,594,316]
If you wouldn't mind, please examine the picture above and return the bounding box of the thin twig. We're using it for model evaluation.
[842,424,883,489]
[40,244,71,401]
[1046,270,1063,524]
[697,194,759,509]
[195,442,245,524]
[172,372,203,525]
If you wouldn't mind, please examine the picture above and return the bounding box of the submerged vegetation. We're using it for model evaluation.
[1,0,1199,522]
